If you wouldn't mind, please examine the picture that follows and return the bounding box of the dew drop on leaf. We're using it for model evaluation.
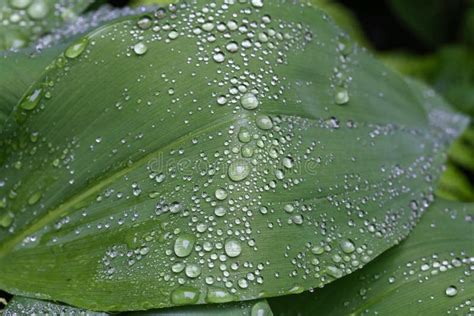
[173,234,195,258]
[65,38,89,59]
[170,286,199,305]
[133,42,148,56]
[228,159,251,182]
[241,93,259,110]
[224,238,242,257]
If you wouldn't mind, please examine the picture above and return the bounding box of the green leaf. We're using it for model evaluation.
[311,0,371,49]
[3,296,107,315]
[0,0,468,311]
[0,46,69,132]
[268,199,474,315]
[3,296,272,315]
[0,0,96,51]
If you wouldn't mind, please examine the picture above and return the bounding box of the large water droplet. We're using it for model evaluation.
[133,42,148,55]
[65,38,89,59]
[224,238,242,257]
[170,286,200,305]
[256,115,273,130]
[241,93,259,110]
[9,0,31,9]
[228,159,251,182]
[20,88,43,111]
[27,0,48,20]
[206,287,234,303]
[445,285,458,297]
[185,263,201,278]
[251,301,272,316]
[340,239,355,253]
[174,234,196,258]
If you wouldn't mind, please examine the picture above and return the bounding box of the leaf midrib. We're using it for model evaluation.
[0,113,244,258]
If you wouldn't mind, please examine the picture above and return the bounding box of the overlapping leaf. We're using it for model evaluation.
[3,296,272,315]
[0,0,468,311]
[269,199,474,315]
[0,0,95,50]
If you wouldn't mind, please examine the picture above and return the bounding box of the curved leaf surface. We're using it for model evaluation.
[268,199,474,315]
[0,0,468,311]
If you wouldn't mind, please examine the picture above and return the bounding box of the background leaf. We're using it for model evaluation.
[0,0,96,50]
[3,296,272,315]
[0,0,468,311]
[388,0,464,47]
[268,199,474,315]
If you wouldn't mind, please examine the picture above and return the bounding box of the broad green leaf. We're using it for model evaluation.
[0,0,468,311]
[3,296,272,315]
[268,199,474,315]
[0,0,96,50]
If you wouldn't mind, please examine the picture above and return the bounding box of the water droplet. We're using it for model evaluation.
[174,234,196,258]
[170,286,199,305]
[226,41,239,53]
[238,128,251,143]
[251,0,264,8]
[228,159,251,182]
[65,38,89,59]
[256,115,273,130]
[338,35,353,56]
[241,93,259,110]
[137,15,152,30]
[213,52,225,63]
[214,206,227,217]
[0,212,14,228]
[251,301,272,316]
[9,0,31,9]
[28,192,42,205]
[206,287,234,303]
[445,286,458,297]
[224,238,242,257]
[27,0,49,20]
[20,88,43,111]
[334,87,349,105]
[185,264,201,278]
[215,188,228,200]
[133,42,148,55]
[326,266,343,278]
[168,30,179,40]
[340,239,355,253]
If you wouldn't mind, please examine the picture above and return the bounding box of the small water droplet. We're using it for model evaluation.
[334,87,349,105]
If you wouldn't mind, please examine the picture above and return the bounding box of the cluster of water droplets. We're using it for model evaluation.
[0,0,469,310]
